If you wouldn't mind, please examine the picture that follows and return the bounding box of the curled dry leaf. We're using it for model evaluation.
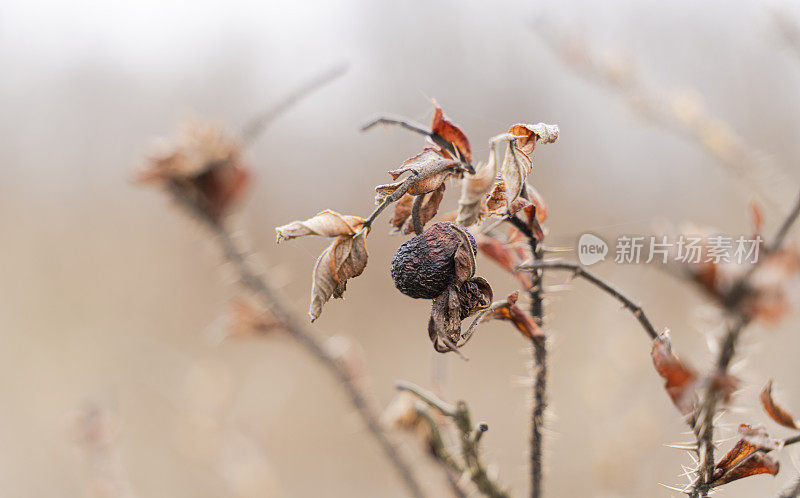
[456,144,499,227]
[310,231,368,321]
[375,149,458,203]
[651,331,697,416]
[760,380,799,430]
[481,291,543,340]
[430,104,472,163]
[390,184,446,235]
[137,120,251,223]
[711,425,781,487]
[275,209,366,243]
[508,123,560,154]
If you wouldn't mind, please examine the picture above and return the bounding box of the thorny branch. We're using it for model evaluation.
[170,190,428,498]
[527,232,546,498]
[692,191,800,497]
[396,381,511,498]
[517,260,659,340]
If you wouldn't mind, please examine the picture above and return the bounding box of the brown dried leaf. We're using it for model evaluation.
[376,149,457,202]
[486,144,533,216]
[450,224,477,283]
[276,210,365,243]
[483,291,543,340]
[390,184,446,235]
[508,123,559,155]
[651,331,697,415]
[427,278,493,354]
[309,231,368,321]
[431,104,472,162]
[456,144,499,227]
[712,452,780,487]
[760,380,799,430]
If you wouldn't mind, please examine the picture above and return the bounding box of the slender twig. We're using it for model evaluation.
[239,63,348,147]
[411,194,425,235]
[692,192,800,497]
[517,260,659,340]
[362,116,476,174]
[362,160,461,230]
[527,236,546,498]
[397,381,511,498]
[167,189,427,498]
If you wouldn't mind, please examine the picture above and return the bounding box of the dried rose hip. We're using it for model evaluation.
[391,222,477,299]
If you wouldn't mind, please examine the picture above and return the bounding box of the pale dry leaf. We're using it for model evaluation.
[276,210,365,243]
[309,231,368,321]
[376,149,457,203]
[457,142,499,227]
[508,123,559,154]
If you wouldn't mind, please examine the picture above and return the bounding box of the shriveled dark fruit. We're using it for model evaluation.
[391,222,477,299]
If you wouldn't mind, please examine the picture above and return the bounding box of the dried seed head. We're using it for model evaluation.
[391,222,477,299]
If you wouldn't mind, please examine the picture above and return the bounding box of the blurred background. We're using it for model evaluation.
[4,0,800,496]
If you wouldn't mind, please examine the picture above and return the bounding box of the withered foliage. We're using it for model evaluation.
[651,331,697,416]
[430,103,472,163]
[376,148,458,203]
[478,291,543,340]
[390,184,446,235]
[761,380,799,430]
[710,424,781,488]
[426,224,494,353]
[276,210,369,321]
[137,121,251,223]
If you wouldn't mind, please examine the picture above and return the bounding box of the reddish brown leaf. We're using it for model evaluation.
[651,332,697,415]
[760,380,799,430]
[310,231,369,321]
[508,123,559,155]
[483,291,543,340]
[711,424,781,487]
[377,149,457,201]
[430,104,472,163]
[711,452,780,487]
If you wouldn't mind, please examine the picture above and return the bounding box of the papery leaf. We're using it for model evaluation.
[431,104,472,162]
[508,123,559,155]
[711,452,780,487]
[309,231,368,321]
[761,380,799,430]
[276,209,366,243]
[711,424,781,487]
[450,224,478,283]
[376,149,457,202]
[485,144,533,216]
[456,145,499,227]
[427,278,493,354]
[390,184,446,235]
[482,291,543,339]
[651,332,697,415]
[428,285,463,352]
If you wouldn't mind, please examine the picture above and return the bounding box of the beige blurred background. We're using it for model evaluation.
[3,0,800,496]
